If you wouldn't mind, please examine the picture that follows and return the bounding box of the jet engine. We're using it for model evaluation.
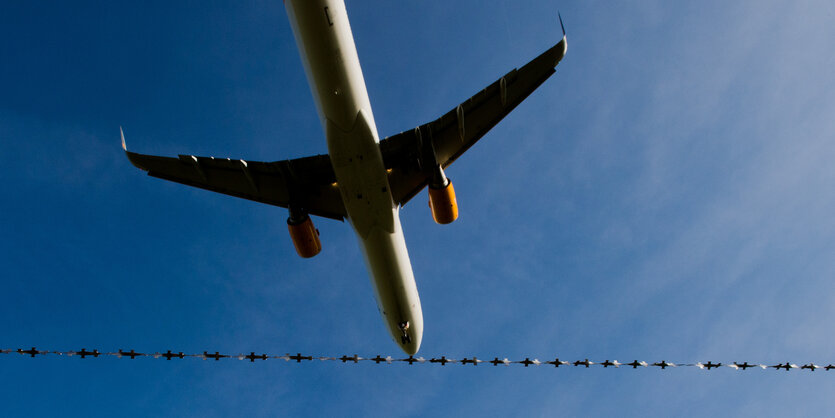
[287,214,321,258]
[428,180,458,224]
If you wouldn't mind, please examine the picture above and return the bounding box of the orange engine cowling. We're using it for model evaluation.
[287,215,321,258]
[428,180,458,224]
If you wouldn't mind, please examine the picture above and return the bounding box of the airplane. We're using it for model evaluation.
[826,364,835,371]
[121,0,567,355]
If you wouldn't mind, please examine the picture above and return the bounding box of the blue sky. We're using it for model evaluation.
[2,0,835,416]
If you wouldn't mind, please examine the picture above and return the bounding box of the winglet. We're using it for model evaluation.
[554,12,567,59]
[120,126,146,171]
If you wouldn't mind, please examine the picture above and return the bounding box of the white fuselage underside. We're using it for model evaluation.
[285,0,423,354]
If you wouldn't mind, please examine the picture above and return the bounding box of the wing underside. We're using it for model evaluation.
[123,138,346,220]
[381,35,567,206]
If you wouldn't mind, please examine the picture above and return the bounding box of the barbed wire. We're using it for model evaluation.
[2,347,832,372]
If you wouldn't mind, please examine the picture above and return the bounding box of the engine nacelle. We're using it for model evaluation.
[428,180,458,224]
[287,214,321,258]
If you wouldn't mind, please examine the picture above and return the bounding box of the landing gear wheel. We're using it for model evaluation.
[401,334,412,344]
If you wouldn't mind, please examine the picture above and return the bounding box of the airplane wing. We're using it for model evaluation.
[380,32,567,206]
[122,130,346,220]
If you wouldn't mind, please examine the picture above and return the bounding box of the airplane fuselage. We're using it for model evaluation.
[285,0,423,354]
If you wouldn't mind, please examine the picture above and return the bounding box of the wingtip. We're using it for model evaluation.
[556,12,567,57]
[120,126,127,151]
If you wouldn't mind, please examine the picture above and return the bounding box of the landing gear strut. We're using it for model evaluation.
[398,321,411,344]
